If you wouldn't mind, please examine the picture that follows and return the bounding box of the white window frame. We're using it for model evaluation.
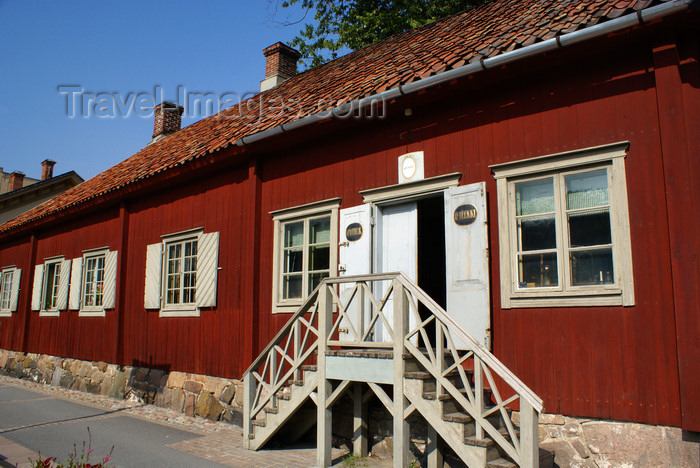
[271,198,340,314]
[160,229,201,316]
[82,249,106,314]
[491,142,635,308]
[0,266,19,316]
[40,257,64,316]
[144,227,219,318]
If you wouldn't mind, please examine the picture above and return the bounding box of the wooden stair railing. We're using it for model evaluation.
[243,273,543,467]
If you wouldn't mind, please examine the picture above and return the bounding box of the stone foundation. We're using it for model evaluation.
[512,411,699,467]
[0,349,243,424]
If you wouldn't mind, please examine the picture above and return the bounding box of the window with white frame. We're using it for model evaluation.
[144,229,219,317]
[491,142,634,308]
[0,266,21,316]
[67,248,118,316]
[164,237,198,306]
[31,257,71,316]
[271,198,340,313]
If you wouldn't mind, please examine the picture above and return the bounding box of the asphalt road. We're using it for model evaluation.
[0,382,225,468]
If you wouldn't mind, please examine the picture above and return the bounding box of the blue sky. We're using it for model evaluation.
[0,0,313,180]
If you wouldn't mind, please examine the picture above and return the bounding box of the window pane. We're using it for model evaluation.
[309,217,330,244]
[284,222,303,247]
[308,245,330,271]
[284,249,303,273]
[283,274,303,299]
[565,170,608,210]
[518,253,558,288]
[515,178,554,216]
[568,210,611,247]
[570,248,614,286]
[518,215,556,251]
[308,272,328,294]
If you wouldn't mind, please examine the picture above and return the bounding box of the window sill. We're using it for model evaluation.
[506,292,625,308]
[79,309,106,317]
[159,307,200,318]
[273,302,303,314]
[0,310,11,317]
[39,310,60,317]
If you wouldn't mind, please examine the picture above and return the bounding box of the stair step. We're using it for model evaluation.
[424,387,493,401]
[264,406,279,414]
[441,411,474,424]
[300,364,317,371]
[289,379,304,386]
[423,389,469,400]
[487,458,517,468]
[464,428,519,447]
[404,369,462,380]
[252,419,266,427]
[278,393,291,400]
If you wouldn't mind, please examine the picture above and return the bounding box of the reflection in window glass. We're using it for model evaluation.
[281,215,331,299]
[165,239,197,306]
[43,262,61,310]
[0,270,13,310]
[82,255,105,308]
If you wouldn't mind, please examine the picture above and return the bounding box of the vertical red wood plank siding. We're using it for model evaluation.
[652,34,700,432]
[0,238,31,350]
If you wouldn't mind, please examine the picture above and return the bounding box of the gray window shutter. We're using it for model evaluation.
[102,250,118,309]
[56,259,72,311]
[144,243,162,309]
[196,232,219,308]
[31,265,44,311]
[69,257,83,310]
[9,268,21,312]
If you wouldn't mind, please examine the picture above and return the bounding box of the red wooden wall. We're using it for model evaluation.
[0,23,696,430]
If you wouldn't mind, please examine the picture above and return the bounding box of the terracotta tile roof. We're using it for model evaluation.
[0,0,676,234]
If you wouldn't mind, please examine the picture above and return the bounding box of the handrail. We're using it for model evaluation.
[244,284,321,375]
[395,272,543,412]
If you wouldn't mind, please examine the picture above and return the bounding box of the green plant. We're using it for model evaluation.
[341,453,369,467]
[30,427,114,468]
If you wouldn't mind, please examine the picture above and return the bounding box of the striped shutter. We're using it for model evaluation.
[9,268,21,312]
[31,265,44,311]
[69,257,83,310]
[56,259,72,310]
[144,243,162,309]
[196,232,219,308]
[102,250,118,309]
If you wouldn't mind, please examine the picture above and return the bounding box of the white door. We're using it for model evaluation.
[338,204,372,342]
[444,182,491,349]
[375,202,418,342]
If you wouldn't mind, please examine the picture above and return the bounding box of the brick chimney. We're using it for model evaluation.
[260,42,301,92]
[41,159,56,180]
[9,171,25,191]
[152,101,184,142]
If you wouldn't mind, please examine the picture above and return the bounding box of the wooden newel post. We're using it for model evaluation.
[393,279,410,467]
[317,284,333,467]
[520,399,540,468]
[243,371,254,449]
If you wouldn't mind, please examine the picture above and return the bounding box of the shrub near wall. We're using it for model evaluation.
[0,349,243,424]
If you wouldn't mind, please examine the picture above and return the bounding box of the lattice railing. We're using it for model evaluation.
[243,287,321,443]
[243,273,542,466]
[396,274,542,466]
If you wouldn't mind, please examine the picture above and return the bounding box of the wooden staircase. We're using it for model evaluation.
[243,273,545,467]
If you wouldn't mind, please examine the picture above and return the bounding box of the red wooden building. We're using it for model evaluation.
[0,0,698,460]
